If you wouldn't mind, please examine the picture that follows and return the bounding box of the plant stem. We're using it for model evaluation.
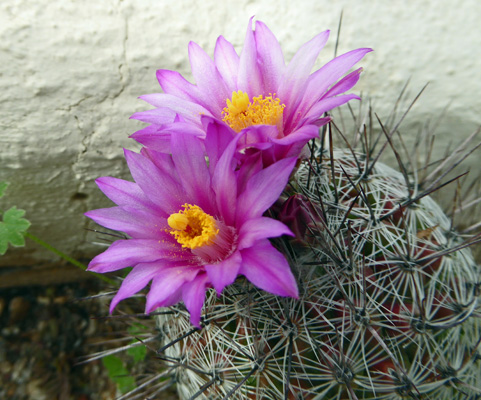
[25,232,117,285]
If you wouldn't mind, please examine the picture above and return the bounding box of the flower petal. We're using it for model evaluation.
[130,125,173,153]
[87,238,188,273]
[302,94,360,122]
[145,266,201,313]
[203,117,236,174]
[124,149,185,215]
[214,35,239,93]
[110,263,164,312]
[299,48,372,109]
[156,69,201,102]
[270,124,320,146]
[95,177,152,210]
[188,41,230,116]
[131,121,205,154]
[130,107,177,125]
[85,206,165,239]
[212,131,246,226]
[182,272,210,328]
[239,240,298,298]
[140,147,178,179]
[278,30,330,114]
[269,123,327,161]
[239,125,278,149]
[204,250,242,294]
[322,67,363,98]
[236,156,297,224]
[138,93,211,124]
[171,132,215,215]
[238,217,293,250]
[235,152,263,195]
[254,20,285,94]
[238,17,262,96]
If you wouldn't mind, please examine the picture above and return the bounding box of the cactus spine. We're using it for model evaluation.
[151,102,481,400]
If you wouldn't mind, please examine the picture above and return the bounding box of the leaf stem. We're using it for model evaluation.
[25,232,117,285]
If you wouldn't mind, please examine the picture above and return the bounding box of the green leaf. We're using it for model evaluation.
[0,182,8,199]
[102,355,136,394]
[127,342,147,363]
[128,323,148,335]
[127,323,148,363]
[0,206,31,255]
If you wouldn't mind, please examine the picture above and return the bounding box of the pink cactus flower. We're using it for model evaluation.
[131,18,371,165]
[86,122,298,327]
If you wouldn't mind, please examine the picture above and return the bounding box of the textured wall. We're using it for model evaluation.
[1,0,480,274]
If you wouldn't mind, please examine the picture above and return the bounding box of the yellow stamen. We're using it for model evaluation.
[222,90,285,133]
[168,204,219,249]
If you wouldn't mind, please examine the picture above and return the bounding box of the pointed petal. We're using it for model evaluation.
[203,117,236,174]
[188,41,230,115]
[182,273,210,328]
[323,67,363,98]
[110,263,164,312]
[236,157,297,224]
[130,107,177,125]
[145,266,201,313]
[270,122,328,161]
[299,48,372,110]
[238,217,293,250]
[204,250,242,294]
[87,238,188,273]
[239,124,278,149]
[254,20,285,93]
[156,69,201,102]
[236,152,263,195]
[138,93,211,124]
[124,149,185,215]
[270,124,320,146]
[154,289,183,310]
[158,121,206,138]
[214,35,239,92]
[95,177,151,209]
[302,94,360,122]
[311,116,331,127]
[238,17,262,96]
[171,132,215,214]
[140,147,178,179]
[130,125,173,153]
[278,30,330,113]
[212,131,246,226]
[132,123,205,154]
[239,240,298,298]
[85,206,165,239]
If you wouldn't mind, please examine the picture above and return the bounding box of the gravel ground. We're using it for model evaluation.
[0,280,178,400]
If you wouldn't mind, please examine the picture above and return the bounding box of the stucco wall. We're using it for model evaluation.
[1,0,480,274]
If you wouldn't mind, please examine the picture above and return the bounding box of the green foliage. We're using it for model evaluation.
[127,323,147,363]
[0,182,31,255]
[0,182,9,198]
[102,324,148,395]
[101,355,136,395]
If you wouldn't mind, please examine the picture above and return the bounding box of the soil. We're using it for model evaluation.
[0,279,178,400]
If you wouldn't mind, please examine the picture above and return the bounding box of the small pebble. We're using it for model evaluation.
[8,297,31,324]
[0,297,5,317]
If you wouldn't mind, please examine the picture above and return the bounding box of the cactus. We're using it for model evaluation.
[88,90,481,399]
[144,97,481,400]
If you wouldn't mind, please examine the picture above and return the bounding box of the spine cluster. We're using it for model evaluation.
[153,142,481,399]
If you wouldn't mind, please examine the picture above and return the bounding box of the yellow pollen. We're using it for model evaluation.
[167,204,219,249]
[222,90,285,133]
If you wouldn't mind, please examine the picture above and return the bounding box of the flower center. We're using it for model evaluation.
[168,204,219,249]
[168,203,238,263]
[222,90,285,133]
